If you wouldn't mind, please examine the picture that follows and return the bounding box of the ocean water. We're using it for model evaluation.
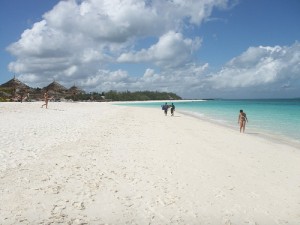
[117,99,300,147]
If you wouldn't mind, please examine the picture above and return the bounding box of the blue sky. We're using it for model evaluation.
[1,0,299,99]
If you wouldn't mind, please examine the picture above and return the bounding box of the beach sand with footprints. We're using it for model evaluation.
[1,102,300,224]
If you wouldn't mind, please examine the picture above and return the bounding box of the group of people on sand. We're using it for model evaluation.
[162,103,175,116]
[162,103,249,133]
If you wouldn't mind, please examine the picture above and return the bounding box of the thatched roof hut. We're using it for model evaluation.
[0,77,31,97]
[0,77,31,91]
[41,81,68,101]
[0,77,89,101]
[68,85,85,95]
[43,81,68,93]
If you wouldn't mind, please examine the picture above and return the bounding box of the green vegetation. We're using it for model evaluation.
[0,97,8,102]
[66,90,182,101]
[0,78,182,102]
[105,90,181,101]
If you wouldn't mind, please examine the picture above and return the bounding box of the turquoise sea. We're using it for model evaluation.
[118,99,300,148]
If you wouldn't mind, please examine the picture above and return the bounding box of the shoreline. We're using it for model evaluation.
[1,102,300,224]
[178,109,300,150]
[116,100,300,150]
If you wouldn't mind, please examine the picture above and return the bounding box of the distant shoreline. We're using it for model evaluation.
[118,99,300,149]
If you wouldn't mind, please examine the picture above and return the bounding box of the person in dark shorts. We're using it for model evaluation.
[162,103,169,116]
[170,103,175,116]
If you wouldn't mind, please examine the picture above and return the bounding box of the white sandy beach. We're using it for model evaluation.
[0,102,300,225]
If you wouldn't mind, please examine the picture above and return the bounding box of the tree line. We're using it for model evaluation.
[65,90,182,101]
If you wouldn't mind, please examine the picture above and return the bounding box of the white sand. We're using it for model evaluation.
[0,102,300,225]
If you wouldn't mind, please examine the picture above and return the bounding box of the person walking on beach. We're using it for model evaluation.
[238,109,248,133]
[170,103,175,116]
[41,91,51,109]
[162,103,169,116]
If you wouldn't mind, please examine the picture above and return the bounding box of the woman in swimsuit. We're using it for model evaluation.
[238,109,248,133]
[41,91,51,109]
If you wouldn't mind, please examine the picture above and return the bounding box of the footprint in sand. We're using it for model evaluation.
[44,185,62,194]
[52,185,62,194]
[72,201,86,210]
[68,218,88,225]
[51,202,67,215]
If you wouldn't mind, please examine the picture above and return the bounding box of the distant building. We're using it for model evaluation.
[0,77,31,100]
[0,77,86,101]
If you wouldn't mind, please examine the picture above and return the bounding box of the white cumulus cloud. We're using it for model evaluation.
[6,0,230,89]
[5,0,300,98]
[207,42,300,90]
[117,31,201,68]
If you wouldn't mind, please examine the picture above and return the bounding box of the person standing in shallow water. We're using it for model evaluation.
[238,109,248,133]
